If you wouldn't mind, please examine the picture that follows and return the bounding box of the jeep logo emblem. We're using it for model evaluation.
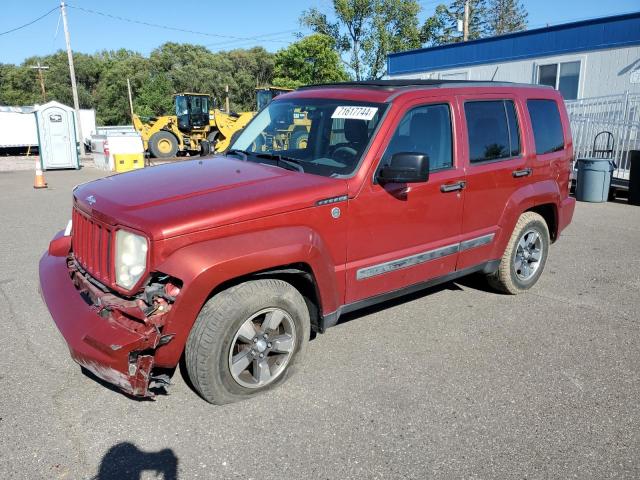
[86,195,96,206]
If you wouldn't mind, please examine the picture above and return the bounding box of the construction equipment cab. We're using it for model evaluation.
[175,93,210,132]
[40,80,575,405]
[256,86,293,111]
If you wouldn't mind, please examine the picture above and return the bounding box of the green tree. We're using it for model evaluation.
[301,0,422,80]
[273,34,349,88]
[0,43,277,124]
[134,73,174,118]
[486,0,527,35]
[421,1,488,46]
[93,50,150,125]
[366,0,422,78]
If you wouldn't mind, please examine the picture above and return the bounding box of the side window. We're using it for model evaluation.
[381,104,453,171]
[465,100,521,163]
[527,99,565,154]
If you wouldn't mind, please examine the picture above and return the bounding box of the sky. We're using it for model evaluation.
[1,0,639,65]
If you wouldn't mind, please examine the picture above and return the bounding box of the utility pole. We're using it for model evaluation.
[60,1,86,155]
[225,85,230,113]
[30,62,49,103]
[463,0,470,41]
[127,78,135,121]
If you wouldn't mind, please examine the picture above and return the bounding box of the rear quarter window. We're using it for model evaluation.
[527,99,565,154]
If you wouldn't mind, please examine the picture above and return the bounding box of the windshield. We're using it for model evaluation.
[229,98,387,178]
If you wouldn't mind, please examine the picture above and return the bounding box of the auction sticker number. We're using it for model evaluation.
[332,106,378,121]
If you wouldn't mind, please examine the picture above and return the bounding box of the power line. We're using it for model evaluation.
[0,6,59,37]
[205,32,298,49]
[66,3,297,45]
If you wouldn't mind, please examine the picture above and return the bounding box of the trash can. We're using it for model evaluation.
[575,158,615,203]
[114,153,144,173]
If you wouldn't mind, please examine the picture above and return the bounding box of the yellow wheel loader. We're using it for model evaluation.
[133,93,254,158]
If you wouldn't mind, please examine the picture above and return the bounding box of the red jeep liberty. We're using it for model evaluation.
[40,80,575,404]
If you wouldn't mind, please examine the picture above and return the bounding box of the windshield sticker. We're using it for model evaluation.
[332,106,378,121]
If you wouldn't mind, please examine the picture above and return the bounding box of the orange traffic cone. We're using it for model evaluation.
[34,160,47,189]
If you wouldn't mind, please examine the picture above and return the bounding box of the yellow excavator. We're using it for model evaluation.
[132,93,254,158]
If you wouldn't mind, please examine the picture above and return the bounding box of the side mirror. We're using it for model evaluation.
[377,152,430,184]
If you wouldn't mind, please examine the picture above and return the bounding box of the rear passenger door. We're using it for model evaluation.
[456,95,532,270]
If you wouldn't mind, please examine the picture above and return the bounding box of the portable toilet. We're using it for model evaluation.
[34,101,80,170]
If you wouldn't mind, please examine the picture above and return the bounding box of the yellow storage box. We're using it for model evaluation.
[114,153,144,173]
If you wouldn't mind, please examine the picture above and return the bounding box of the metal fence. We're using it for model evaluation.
[565,92,640,181]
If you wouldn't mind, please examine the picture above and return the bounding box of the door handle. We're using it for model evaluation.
[440,181,466,193]
[512,168,532,178]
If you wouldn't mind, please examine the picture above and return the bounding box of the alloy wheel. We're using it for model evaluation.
[228,308,296,389]
[514,229,543,281]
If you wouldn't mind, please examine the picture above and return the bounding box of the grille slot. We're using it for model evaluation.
[72,208,112,285]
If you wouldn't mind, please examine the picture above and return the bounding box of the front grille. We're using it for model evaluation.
[72,207,113,285]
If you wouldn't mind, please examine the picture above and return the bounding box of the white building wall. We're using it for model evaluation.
[389,45,640,99]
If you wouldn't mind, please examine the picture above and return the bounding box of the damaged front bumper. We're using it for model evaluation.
[39,233,172,398]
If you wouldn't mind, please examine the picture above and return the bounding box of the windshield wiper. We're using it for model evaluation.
[226,149,249,161]
[254,152,305,172]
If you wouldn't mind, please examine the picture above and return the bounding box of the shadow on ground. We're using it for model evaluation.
[93,442,178,480]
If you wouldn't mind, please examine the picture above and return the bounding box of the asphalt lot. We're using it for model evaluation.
[0,166,638,479]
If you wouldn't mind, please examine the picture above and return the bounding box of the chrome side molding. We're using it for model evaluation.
[356,233,495,280]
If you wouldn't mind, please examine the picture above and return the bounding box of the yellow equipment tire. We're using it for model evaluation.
[290,129,308,150]
[149,131,178,159]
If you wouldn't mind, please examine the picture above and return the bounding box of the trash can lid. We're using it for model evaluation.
[576,157,616,171]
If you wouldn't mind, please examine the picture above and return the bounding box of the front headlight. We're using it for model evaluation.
[115,229,148,290]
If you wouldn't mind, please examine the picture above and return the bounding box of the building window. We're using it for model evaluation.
[537,61,580,100]
[440,71,468,81]
[465,100,521,163]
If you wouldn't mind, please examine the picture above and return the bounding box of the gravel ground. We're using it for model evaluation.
[0,166,638,479]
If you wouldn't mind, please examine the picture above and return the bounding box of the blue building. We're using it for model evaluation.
[387,12,640,100]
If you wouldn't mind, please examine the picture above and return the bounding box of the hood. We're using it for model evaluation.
[74,156,347,239]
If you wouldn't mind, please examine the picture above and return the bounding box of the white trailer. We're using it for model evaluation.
[0,107,38,148]
[0,105,96,150]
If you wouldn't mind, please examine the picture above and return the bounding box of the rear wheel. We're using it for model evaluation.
[207,131,219,152]
[487,212,550,294]
[199,140,211,156]
[148,131,178,159]
[185,279,310,404]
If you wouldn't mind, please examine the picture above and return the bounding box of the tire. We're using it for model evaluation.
[185,279,310,404]
[290,129,308,150]
[207,131,219,151]
[199,140,211,156]
[148,131,178,159]
[487,212,550,295]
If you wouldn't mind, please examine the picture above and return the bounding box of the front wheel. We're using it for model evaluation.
[148,131,178,159]
[185,279,310,404]
[487,212,550,294]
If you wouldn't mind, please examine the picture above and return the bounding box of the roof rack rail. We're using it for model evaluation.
[298,79,544,90]
[298,79,518,90]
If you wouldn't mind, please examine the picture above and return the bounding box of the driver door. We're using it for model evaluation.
[345,99,465,304]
